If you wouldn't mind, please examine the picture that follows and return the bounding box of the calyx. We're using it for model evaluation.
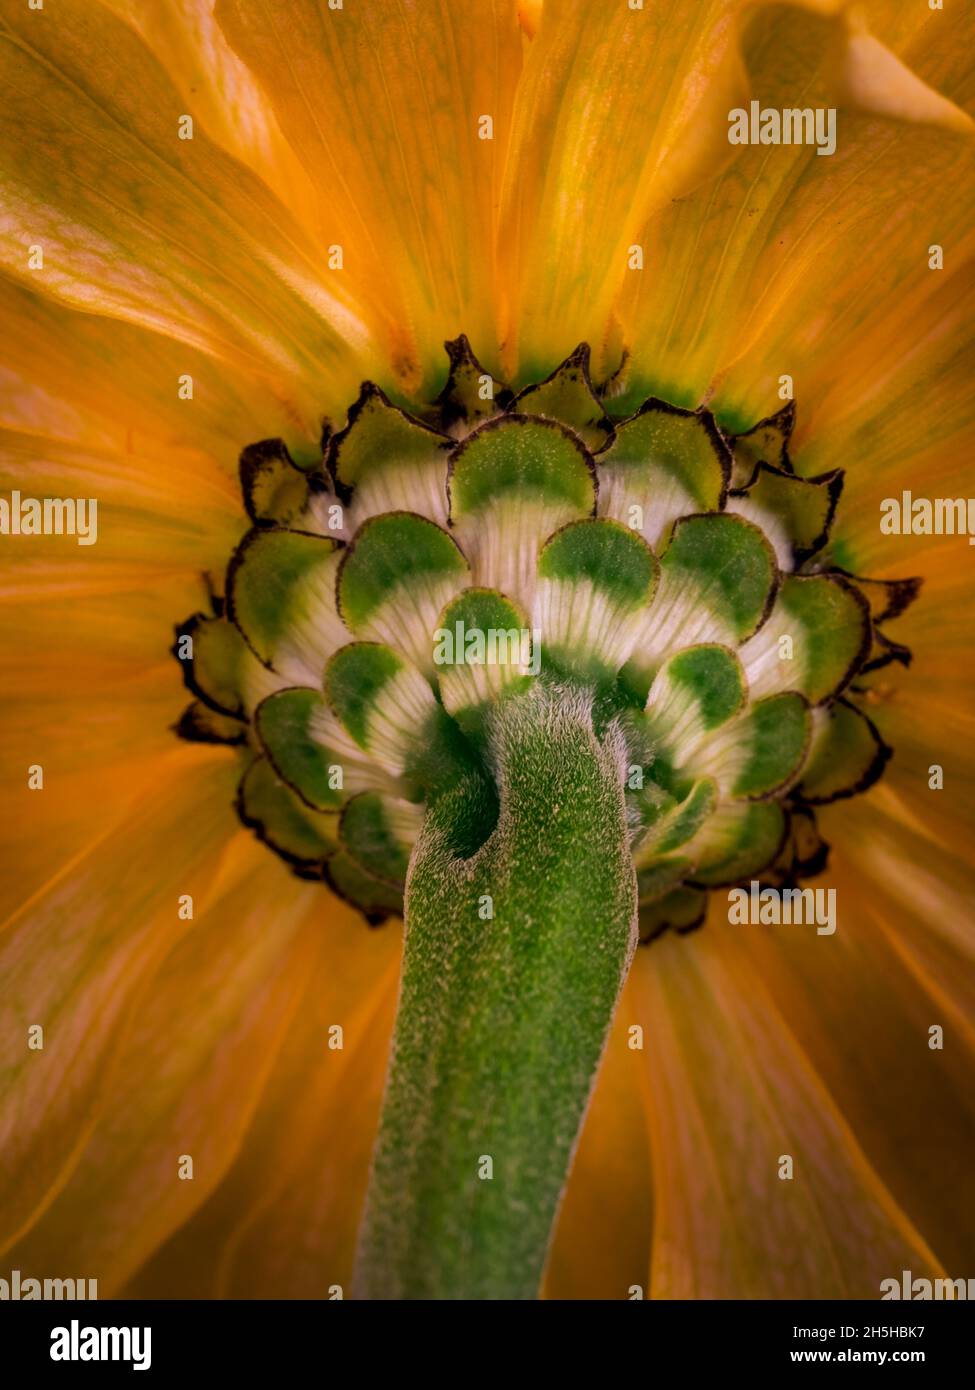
[173,337,917,940]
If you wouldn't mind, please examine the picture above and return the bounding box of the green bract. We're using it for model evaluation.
[173,337,916,940]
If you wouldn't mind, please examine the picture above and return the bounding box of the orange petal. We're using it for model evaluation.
[100,0,319,228]
[0,276,322,461]
[726,853,975,1280]
[612,2,975,420]
[631,926,945,1297]
[0,427,242,576]
[0,749,241,1256]
[122,905,401,1298]
[5,842,326,1293]
[502,0,972,382]
[0,0,371,430]
[215,0,524,392]
[543,975,653,1300]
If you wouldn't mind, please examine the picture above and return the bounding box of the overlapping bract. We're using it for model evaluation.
[173,341,916,940]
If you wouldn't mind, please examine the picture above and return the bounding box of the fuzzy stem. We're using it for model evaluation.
[353,688,637,1299]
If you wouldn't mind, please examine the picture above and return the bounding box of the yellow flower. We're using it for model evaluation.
[1,0,973,1299]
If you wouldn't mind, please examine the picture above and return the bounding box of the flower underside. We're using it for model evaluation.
[173,338,918,942]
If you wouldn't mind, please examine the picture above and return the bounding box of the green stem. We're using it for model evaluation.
[353,687,637,1299]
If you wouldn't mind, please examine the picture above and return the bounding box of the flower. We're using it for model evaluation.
[1,0,973,1300]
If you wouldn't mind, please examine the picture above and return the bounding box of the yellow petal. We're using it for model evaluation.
[841,26,975,134]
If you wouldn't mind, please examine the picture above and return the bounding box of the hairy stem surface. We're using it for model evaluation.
[354,688,638,1299]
